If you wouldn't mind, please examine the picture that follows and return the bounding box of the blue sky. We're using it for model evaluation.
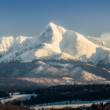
[0,0,110,37]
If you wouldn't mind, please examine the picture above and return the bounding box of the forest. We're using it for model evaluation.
[0,90,9,98]
[1,84,110,110]
[8,84,110,106]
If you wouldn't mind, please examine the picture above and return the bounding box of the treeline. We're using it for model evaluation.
[0,103,32,110]
[9,84,110,106]
[0,90,9,98]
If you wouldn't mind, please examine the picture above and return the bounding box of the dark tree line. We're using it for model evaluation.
[0,90,9,98]
[8,84,110,106]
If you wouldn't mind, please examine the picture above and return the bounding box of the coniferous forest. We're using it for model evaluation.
[1,84,110,110]
[0,90,9,98]
[10,84,110,105]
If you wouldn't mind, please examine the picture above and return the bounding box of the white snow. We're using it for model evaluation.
[0,22,110,82]
[80,71,106,81]
[0,93,37,104]
[0,22,110,64]
[33,99,110,109]
[0,36,14,53]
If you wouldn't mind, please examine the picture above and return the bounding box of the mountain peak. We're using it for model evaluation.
[47,22,59,30]
[49,22,56,27]
[47,22,67,32]
[49,22,67,35]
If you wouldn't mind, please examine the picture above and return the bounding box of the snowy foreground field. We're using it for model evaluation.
[0,93,37,104]
[33,100,110,109]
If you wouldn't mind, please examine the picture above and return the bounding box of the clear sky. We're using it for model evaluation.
[0,0,110,37]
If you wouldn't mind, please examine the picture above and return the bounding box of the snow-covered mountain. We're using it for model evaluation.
[0,22,110,85]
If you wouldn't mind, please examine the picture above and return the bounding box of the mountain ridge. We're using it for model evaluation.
[1,22,110,64]
[0,22,110,85]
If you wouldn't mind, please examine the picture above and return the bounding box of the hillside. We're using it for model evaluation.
[0,22,110,85]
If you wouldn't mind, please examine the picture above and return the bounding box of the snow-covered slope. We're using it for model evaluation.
[87,35,110,48]
[0,36,14,53]
[0,22,110,64]
[0,22,110,84]
[0,22,67,62]
[60,31,98,60]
